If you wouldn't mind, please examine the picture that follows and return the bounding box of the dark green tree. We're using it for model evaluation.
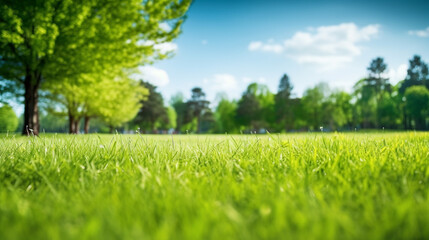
[400,55,429,93]
[399,55,429,129]
[366,57,389,95]
[275,74,294,131]
[185,87,211,133]
[236,83,270,131]
[133,81,168,132]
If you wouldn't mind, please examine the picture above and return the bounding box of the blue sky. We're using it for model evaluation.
[138,0,429,105]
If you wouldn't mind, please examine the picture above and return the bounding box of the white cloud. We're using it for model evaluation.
[248,41,284,54]
[203,74,238,91]
[202,74,239,103]
[202,40,208,45]
[242,77,253,84]
[387,64,408,85]
[248,23,380,70]
[131,66,170,87]
[408,27,429,37]
[154,42,178,54]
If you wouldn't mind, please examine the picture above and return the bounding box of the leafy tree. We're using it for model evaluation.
[133,81,168,132]
[0,104,18,133]
[0,0,191,135]
[170,92,187,133]
[353,79,378,129]
[236,83,275,131]
[214,96,238,133]
[366,57,390,95]
[185,87,211,133]
[301,83,329,130]
[97,78,147,133]
[322,91,353,130]
[400,55,429,93]
[376,92,400,129]
[45,72,148,134]
[164,106,177,130]
[405,86,429,130]
[398,55,429,129]
[275,74,294,131]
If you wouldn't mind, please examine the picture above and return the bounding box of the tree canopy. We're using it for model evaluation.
[0,0,191,135]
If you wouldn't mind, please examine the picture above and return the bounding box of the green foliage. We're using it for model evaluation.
[214,97,238,133]
[0,0,192,134]
[301,82,330,130]
[133,81,168,131]
[0,133,429,239]
[275,74,295,131]
[405,86,429,130]
[400,55,429,93]
[185,87,212,133]
[39,112,68,133]
[165,106,177,130]
[170,92,187,132]
[322,91,353,130]
[0,104,18,132]
[236,83,275,130]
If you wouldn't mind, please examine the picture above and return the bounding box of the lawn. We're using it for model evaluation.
[0,132,428,240]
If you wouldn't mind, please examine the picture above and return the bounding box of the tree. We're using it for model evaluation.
[0,104,18,133]
[398,55,429,129]
[366,57,390,95]
[322,91,353,130]
[376,92,400,129]
[98,78,147,133]
[185,87,211,133]
[301,83,329,130]
[170,92,187,133]
[236,83,275,131]
[353,79,378,129]
[275,74,294,131]
[0,0,191,135]
[400,55,429,93]
[214,96,238,133]
[45,71,148,134]
[39,110,68,133]
[164,106,177,130]
[133,81,168,132]
[405,86,429,130]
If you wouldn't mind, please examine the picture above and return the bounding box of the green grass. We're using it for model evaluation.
[0,133,428,240]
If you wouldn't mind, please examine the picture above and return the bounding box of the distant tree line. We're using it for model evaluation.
[136,55,428,134]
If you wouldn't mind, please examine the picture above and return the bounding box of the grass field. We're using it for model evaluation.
[0,132,428,240]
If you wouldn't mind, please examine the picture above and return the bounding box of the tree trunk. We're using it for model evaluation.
[22,71,40,136]
[69,113,76,134]
[109,126,114,134]
[74,119,80,134]
[84,116,91,134]
[68,113,81,134]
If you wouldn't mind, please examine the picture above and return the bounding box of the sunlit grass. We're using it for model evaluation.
[0,133,428,239]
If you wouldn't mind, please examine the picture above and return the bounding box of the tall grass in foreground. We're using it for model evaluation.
[0,133,428,240]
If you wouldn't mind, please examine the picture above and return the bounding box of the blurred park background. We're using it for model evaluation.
[0,0,428,134]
